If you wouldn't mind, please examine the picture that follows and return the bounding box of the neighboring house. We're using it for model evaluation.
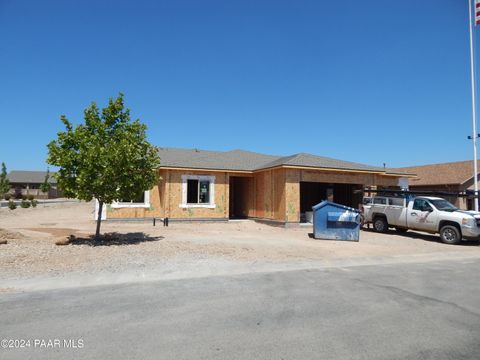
[394,160,480,210]
[106,147,411,225]
[7,170,61,199]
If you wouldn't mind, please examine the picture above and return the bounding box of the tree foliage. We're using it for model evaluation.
[47,93,160,237]
[40,168,52,194]
[0,162,10,198]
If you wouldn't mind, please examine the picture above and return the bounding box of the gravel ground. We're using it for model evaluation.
[1,201,480,291]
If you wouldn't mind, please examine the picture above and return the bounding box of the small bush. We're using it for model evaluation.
[20,199,30,208]
[21,194,28,200]
[55,237,71,246]
[4,194,11,200]
[27,194,34,201]
[8,200,16,210]
[31,199,38,208]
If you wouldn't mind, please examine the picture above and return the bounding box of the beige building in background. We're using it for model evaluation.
[394,160,480,210]
[7,170,61,199]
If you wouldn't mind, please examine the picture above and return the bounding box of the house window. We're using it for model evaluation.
[187,179,210,204]
[120,192,145,204]
[181,175,215,208]
[112,190,150,208]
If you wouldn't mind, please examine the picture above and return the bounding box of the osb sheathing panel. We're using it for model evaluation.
[254,169,286,221]
[300,170,400,187]
[107,184,162,219]
[285,169,301,222]
[254,172,266,219]
[164,170,228,219]
[273,169,286,221]
[108,169,229,219]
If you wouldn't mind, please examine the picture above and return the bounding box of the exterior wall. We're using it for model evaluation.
[107,183,163,219]
[285,170,300,223]
[108,169,230,220]
[107,167,404,222]
[165,170,229,219]
[253,169,286,221]
[8,183,62,199]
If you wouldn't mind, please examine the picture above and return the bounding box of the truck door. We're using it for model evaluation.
[385,197,405,227]
[408,199,437,231]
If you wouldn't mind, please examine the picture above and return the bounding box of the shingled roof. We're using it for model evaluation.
[394,160,480,186]
[158,147,409,175]
[7,171,57,184]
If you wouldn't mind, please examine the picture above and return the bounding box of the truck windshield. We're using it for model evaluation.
[430,199,457,212]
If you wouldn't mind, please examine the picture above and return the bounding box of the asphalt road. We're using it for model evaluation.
[2,258,480,360]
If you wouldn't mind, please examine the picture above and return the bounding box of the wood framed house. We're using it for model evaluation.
[105,147,411,225]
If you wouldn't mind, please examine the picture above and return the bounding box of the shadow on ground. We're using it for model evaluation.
[361,227,480,246]
[69,232,164,246]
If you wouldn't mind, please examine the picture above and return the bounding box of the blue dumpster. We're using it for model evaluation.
[312,201,361,241]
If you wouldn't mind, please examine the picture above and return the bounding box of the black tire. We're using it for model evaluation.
[395,227,408,233]
[373,217,388,233]
[440,225,461,245]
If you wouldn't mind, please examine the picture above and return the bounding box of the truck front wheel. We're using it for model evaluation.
[440,225,461,245]
[373,217,388,233]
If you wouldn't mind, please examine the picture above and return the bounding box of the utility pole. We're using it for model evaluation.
[468,0,479,211]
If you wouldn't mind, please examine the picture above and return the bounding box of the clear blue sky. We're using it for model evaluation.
[0,0,478,170]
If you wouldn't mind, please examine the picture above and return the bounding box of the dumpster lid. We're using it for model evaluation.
[312,200,359,213]
[327,211,360,223]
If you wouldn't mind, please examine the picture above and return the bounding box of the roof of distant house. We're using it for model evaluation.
[7,171,56,184]
[157,147,411,175]
[394,160,479,186]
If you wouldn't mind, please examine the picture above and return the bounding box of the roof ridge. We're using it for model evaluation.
[157,146,224,154]
[394,159,480,170]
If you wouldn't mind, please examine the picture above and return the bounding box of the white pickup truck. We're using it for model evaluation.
[363,196,480,244]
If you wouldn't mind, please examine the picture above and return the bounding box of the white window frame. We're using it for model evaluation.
[111,190,151,208]
[180,175,215,208]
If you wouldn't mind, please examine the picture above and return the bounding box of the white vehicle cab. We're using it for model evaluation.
[363,196,480,244]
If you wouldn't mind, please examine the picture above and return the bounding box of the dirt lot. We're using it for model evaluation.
[1,201,480,291]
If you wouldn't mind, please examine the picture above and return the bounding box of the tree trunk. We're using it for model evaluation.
[95,201,103,239]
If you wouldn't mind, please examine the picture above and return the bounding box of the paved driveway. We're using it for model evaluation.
[1,257,480,360]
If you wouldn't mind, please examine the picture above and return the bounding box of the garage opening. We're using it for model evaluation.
[300,182,363,222]
[229,176,254,219]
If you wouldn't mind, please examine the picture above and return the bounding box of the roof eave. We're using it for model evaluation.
[158,164,413,177]
[158,166,253,174]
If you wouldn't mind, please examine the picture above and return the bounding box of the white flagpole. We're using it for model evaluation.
[468,0,479,211]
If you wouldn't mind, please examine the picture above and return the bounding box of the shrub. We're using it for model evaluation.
[4,194,11,200]
[20,199,30,208]
[27,194,34,201]
[21,194,28,200]
[31,199,38,208]
[8,200,16,210]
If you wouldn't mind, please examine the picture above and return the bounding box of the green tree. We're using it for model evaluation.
[47,93,160,238]
[0,162,10,199]
[40,168,52,194]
